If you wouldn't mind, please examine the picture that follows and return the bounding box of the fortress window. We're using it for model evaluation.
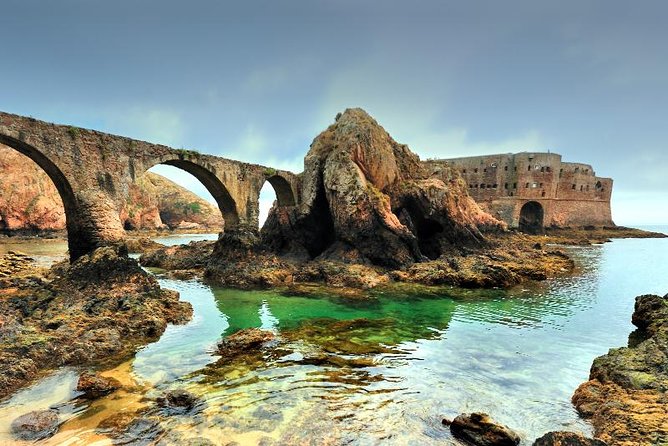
[586,185,590,191]
[540,167,545,172]
[504,165,508,171]
[481,184,486,189]
[585,169,589,173]
[513,183,517,189]
[528,166,532,171]
[532,182,538,188]
[483,168,487,173]
[474,168,478,173]
[595,181,603,191]
[575,167,580,173]
[546,167,551,172]
[580,185,584,191]
[504,183,508,189]
[572,184,576,189]
[525,183,530,188]
[493,184,498,188]
[491,163,497,168]
[514,166,517,171]
[463,169,467,173]
[541,191,546,197]
[539,183,543,187]
[509,192,514,197]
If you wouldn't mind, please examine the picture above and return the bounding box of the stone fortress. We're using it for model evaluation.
[425,152,614,232]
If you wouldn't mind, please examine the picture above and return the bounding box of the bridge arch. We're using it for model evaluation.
[0,134,86,260]
[144,158,239,229]
[519,201,544,234]
[262,174,296,207]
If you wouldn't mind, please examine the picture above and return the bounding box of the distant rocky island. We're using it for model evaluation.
[0,145,223,234]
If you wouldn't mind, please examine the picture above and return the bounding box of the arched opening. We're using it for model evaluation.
[519,201,544,234]
[125,163,224,232]
[257,175,296,229]
[141,159,238,231]
[0,135,83,260]
[395,199,444,260]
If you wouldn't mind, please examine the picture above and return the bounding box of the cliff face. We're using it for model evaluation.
[0,145,223,232]
[261,108,503,267]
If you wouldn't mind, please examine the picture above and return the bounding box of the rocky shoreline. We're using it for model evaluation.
[572,293,668,445]
[0,246,192,401]
[138,226,663,297]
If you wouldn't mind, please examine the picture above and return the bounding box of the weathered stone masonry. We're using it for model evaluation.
[425,152,614,231]
[0,111,300,260]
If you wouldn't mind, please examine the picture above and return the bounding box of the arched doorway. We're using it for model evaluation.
[519,201,544,234]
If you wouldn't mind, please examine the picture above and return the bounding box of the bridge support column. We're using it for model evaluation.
[67,190,125,261]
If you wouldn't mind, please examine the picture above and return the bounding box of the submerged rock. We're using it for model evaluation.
[217,328,277,357]
[532,432,608,446]
[76,371,121,399]
[156,389,203,415]
[11,409,60,441]
[446,412,520,446]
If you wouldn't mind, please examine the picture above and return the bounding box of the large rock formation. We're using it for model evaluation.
[261,108,503,268]
[0,144,223,232]
[572,293,668,445]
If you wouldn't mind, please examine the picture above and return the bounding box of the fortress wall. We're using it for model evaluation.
[424,152,614,229]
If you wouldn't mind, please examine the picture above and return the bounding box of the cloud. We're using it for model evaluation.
[407,128,549,160]
[105,107,186,147]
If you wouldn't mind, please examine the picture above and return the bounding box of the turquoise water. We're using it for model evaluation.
[1,229,667,445]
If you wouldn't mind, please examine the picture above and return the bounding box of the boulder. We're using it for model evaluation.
[11,409,60,441]
[76,371,121,399]
[533,432,608,446]
[445,412,520,446]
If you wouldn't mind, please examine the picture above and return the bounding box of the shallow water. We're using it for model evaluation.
[1,230,668,445]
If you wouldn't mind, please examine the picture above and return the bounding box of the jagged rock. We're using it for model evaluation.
[533,432,608,446]
[260,108,503,268]
[446,412,520,446]
[11,409,60,441]
[76,371,121,399]
[217,328,276,357]
[572,293,668,445]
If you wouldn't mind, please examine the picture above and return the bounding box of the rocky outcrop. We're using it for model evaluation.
[0,144,222,232]
[572,293,668,446]
[0,246,192,400]
[443,412,520,446]
[259,108,503,268]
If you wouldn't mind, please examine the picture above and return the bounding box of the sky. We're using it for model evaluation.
[1,0,666,226]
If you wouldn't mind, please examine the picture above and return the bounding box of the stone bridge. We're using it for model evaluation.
[0,111,301,260]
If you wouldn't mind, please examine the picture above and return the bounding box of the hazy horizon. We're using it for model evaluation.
[2,0,666,225]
